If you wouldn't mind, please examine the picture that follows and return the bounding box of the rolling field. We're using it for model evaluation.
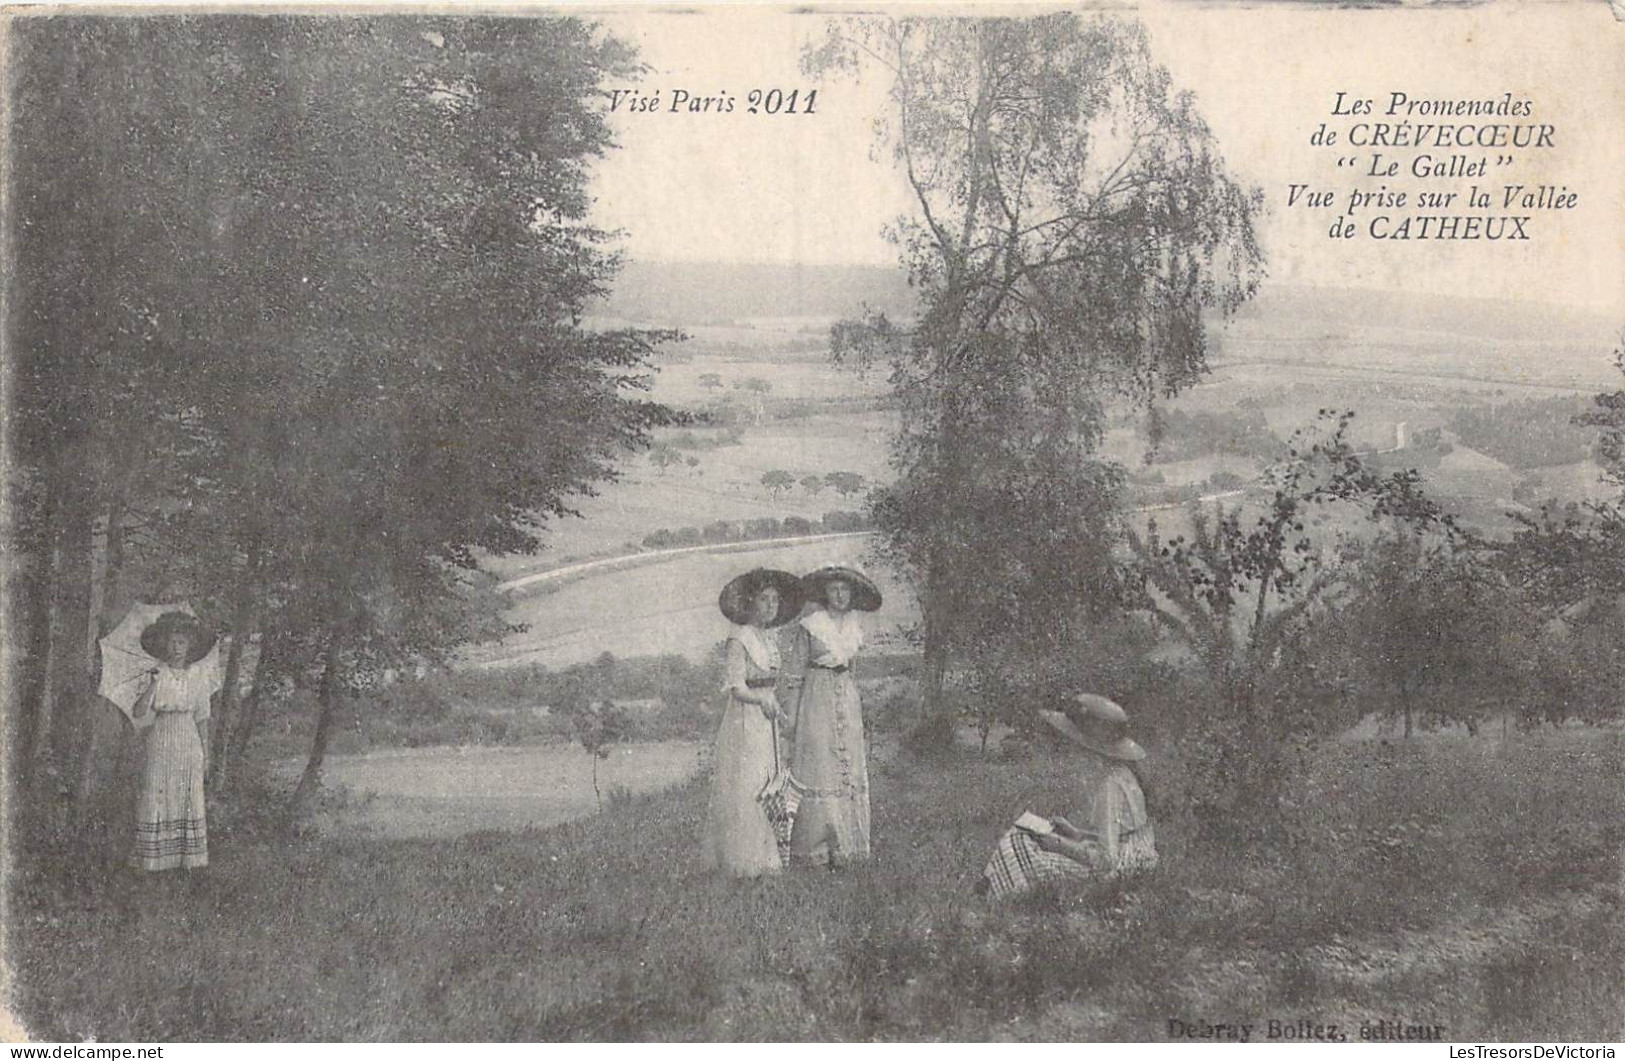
[473,535,918,670]
[646,353,889,406]
[478,298,1619,666]
[482,407,897,581]
[699,412,896,484]
[482,474,835,580]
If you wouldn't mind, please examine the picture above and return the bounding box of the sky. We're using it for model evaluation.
[586,2,1625,313]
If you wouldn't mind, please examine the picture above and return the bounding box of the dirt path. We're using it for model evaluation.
[497,487,1264,595]
[497,531,872,593]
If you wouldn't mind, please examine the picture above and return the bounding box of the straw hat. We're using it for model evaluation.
[718,568,804,627]
[1039,693,1147,762]
[800,565,883,612]
[139,611,216,665]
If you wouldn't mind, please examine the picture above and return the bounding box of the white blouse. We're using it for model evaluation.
[722,624,780,695]
[799,608,864,666]
[150,662,216,719]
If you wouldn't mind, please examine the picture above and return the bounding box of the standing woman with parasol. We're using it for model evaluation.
[103,609,220,872]
[785,565,882,868]
[704,569,803,878]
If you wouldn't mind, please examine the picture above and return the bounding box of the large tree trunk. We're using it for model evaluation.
[921,600,950,712]
[27,537,67,788]
[30,504,94,797]
[916,386,968,746]
[208,630,248,788]
[917,549,956,746]
[209,549,262,787]
[226,627,284,774]
[72,504,119,823]
[82,510,111,674]
[291,632,343,810]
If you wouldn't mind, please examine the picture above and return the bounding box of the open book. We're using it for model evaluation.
[1014,812,1103,842]
[1013,811,1055,836]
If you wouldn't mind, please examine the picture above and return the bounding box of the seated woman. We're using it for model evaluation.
[981,694,1157,899]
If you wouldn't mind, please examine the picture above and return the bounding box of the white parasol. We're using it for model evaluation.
[97,602,221,728]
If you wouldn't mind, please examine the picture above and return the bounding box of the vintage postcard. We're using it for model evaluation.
[3,0,1622,1045]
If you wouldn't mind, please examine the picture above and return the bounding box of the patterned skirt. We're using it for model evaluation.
[131,712,208,871]
[982,824,1157,899]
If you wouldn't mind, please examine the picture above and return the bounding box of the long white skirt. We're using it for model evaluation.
[703,696,782,878]
[132,712,208,871]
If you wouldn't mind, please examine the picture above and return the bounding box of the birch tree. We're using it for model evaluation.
[804,14,1265,720]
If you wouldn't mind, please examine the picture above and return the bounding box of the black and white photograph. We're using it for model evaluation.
[2,1,1622,1044]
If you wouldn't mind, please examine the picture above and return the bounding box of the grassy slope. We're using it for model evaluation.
[12,733,1622,1042]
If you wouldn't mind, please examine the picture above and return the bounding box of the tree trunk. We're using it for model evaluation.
[291,633,342,810]
[209,551,263,787]
[28,537,68,787]
[83,510,111,671]
[71,506,119,822]
[226,632,279,774]
[915,526,957,744]
[30,508,93,793]
[216,644,271,797]
[208,630,248,788]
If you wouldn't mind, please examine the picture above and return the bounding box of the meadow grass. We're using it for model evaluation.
[10,731,1622,1042]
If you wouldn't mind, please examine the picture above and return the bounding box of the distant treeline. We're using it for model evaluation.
[1447,396,1596,469]
[595,261,917,324]
[1128,470,1251,507]
[692,394,897,429]
[1145,406,1283,464]
[641,510,873,550]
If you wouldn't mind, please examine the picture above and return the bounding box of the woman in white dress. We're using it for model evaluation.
[785,566,882,868]
[703,568,803,878]
[130,611,216,872]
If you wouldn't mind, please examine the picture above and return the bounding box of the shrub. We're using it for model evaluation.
[702,521,737,543]
[1448,396,1594,469]
[820,509,869,532]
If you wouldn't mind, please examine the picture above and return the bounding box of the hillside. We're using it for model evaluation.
[1230,285,1618,347]
[595,260,917,323]
[595,265,1619,389]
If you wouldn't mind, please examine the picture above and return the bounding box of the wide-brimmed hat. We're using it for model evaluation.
[719,568,804,627]
[800,566,883,612]
[139,611,216,665]
[1039,693,1146,762]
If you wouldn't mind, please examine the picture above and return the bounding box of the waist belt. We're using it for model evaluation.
[746,677,778,688]
[813,663,849,674]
